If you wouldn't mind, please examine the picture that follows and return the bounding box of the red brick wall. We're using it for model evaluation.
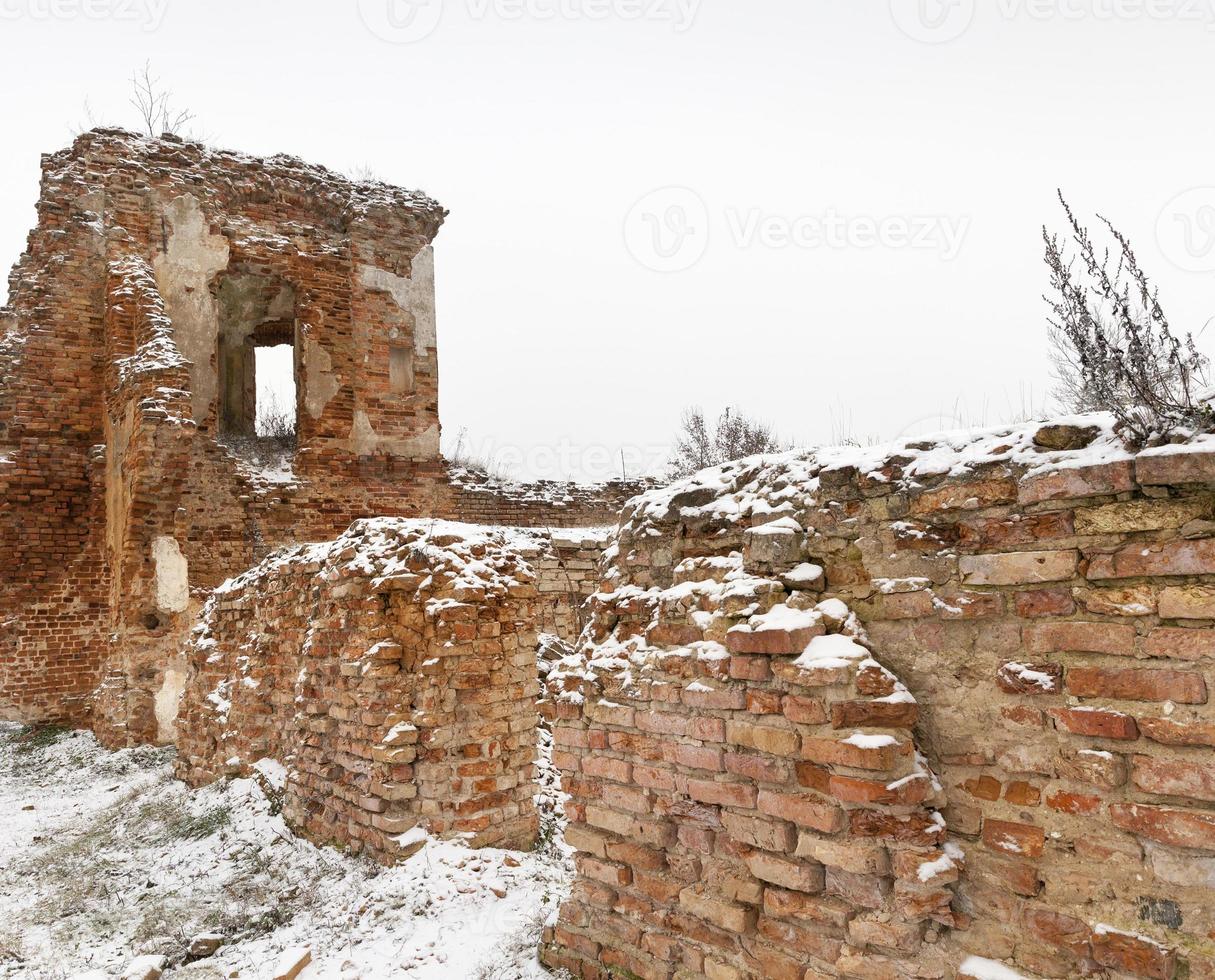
[174,520,547,859]
[542,426,1215,979]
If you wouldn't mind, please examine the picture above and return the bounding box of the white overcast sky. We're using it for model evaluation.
[2,0,1214,480]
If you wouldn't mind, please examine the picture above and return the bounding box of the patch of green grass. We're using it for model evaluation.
[168,804,233,841]
[6,724,72,754]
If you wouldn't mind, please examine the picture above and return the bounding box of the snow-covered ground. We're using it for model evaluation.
[0,723,572,980]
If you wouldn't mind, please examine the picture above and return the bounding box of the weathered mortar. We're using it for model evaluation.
[542,417,1215,980]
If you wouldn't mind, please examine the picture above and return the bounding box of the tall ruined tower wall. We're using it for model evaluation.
[0,129,638,744]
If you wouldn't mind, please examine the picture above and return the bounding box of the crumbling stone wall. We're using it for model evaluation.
[0,129,640,743]
[175,519,564,858]
[542,419,1215,980]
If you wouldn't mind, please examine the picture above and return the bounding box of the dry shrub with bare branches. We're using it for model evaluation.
[1045,192,1213,447]
[669,406,783,477]
[129,61,196,137]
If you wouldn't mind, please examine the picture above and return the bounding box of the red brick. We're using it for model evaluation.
[1021,907,1092,958]
[855,662,898,697]
[982,818,1045,858]
[1014,588,1076,618]
[1136,448,1215,486]
[724,751,789,784]
[1001,704,1046,728]
[1092,927,1177,980]
[1050,706,1139,740]
[1141,627,1215,662]
[1132,755,1215,803]
[911,477,1017,514]
[646,622,704,646]
[746,689,782,714]
[682,684,747,710]
[720,811,795,852]
[1025,621,1135,657]
[1018,460,1134,504]
[1087,536,1215,580]
[996,660,1062,695]
[1110,802,1215,850]
[782,694,828,724]
[801,734,906,771]
[849,809,945,846]
[798,763,931,806]
[664,742,723,773]
[963,774,1001,801]
[745,852,824,893]
[824,866,889,909]
[1003,780,1041,806]
[582,756,633,782]
[1138,716,1215,748]
[1066,666,1207,704]
[1057,748,1127,789]
[728,654,770,681]
[687,778,756,809]
[1046,790,1103,815]
[725,719,799,756]
[756,790,844,832]
[726,620,824,655]
[830,698,918,729]
[762,888,852,929]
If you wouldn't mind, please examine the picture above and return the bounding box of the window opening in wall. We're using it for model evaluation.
[256,344,297,444]
[215,272,298,475]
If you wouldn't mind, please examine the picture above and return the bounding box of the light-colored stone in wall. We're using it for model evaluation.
[152,535,189,613]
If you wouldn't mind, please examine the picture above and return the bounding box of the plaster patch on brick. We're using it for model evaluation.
[152,535,189,613]
[350,409,439,458]
[153,194,230,423]
[301,332,339,419]
[358,246,436,357]
[154,658,188,744]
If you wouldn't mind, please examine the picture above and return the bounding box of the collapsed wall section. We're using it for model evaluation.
[543,416,1215,980]
[174,519,551,858]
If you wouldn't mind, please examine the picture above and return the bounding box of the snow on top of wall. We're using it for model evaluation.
[47,127,447,230]
[212,517,549,601]
[626,412,1134,530]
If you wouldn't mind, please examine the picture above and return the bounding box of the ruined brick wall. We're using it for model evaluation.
[174,519,561,859]
[542,418,1215,980]
[0,129,641,743]
[445,470,656,529]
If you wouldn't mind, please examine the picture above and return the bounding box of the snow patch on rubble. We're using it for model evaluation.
[0,722,570,979]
